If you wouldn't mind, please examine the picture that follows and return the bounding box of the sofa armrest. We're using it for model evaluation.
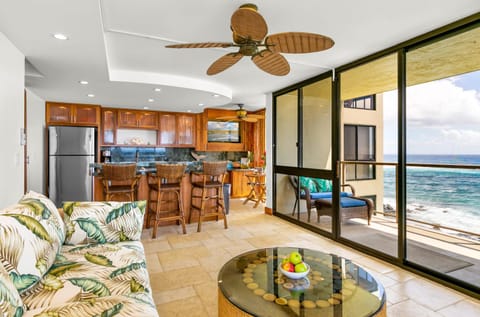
[63,201,146,245]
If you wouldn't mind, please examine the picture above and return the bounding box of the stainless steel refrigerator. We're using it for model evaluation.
[48,126,96,206]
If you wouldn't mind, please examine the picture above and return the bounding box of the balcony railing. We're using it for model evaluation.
[338,160,480,240]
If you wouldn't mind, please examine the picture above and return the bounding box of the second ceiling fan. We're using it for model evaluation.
[166,3,334,76]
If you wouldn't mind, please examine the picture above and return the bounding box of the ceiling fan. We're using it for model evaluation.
[166,3,334,76]
[215,104,264,122]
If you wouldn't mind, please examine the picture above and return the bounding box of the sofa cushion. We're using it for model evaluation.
[312,178,332,192]
[19,191,66,246]
[299,177,317,194]
[63,201,146,245]
[0,199,64,294]
[0,264,25,317]
[21,241,157,316]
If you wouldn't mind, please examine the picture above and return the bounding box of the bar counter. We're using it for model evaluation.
[92,162,228,228]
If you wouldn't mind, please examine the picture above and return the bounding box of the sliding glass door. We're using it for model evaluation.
[274,76,333,234]
[338,54,399,257]
[405,26,480,288]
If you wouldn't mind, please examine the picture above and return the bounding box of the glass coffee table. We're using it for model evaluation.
[218,247,386,317]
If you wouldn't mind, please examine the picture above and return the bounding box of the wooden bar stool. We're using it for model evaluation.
[146,163,187,238]
[190,161,228,232]
[101,163,140,201]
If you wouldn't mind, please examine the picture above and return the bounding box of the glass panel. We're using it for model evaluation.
[344,125,356,160]
[302,78,332,170]
[406,26,480,288]
[275,173,298,219]
[275,91,298,167]
[340,53,398,257]
[275,173,333,233]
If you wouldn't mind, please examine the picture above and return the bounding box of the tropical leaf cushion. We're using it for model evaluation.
[299,177,318,194]
[0,203,63,294]
[21,241,158,316]
[0,264,25,317]
[18,190,66,246]
[62,201,146,245]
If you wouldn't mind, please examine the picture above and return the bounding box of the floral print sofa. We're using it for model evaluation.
[0,191,159,317]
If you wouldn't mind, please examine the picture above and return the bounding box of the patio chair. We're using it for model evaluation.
[288,176,373,224]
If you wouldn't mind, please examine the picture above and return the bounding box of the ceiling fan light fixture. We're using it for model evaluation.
[166,3,334,76]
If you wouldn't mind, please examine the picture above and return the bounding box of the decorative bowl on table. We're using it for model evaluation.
[278,263,310,279]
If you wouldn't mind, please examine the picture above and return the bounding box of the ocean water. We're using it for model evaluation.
[383,154,480,236]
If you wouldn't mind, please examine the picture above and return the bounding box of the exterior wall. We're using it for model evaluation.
[0,32,25,206]
[341,94,384,210]
[26,89,46,194]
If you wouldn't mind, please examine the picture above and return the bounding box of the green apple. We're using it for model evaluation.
[289,251,302,265]
[295,262,308,273]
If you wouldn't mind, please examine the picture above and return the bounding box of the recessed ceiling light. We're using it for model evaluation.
[148,98,154,102]
[212,94,220,98]
[143,106,149,110]
[87,94,95,98]
[187,110,192,113]
[79,80,88,85]
[53,33,68,40]
[198,103,204,107]
[154,88,161,92]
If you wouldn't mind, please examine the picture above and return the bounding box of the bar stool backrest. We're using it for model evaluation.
[202,161,227,184]
[154,164,186,184]
[102,164,137,181]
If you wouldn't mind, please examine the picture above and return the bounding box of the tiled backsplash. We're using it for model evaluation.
[100,146,248,163]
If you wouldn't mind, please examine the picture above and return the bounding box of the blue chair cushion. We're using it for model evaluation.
[308,192,351,200]
[319,197,367,208]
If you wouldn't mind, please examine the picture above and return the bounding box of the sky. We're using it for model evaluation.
[382,70,480,155]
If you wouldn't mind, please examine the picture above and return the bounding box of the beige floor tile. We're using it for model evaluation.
[150,265,211,292]
[437,299,480,317]
[352,256,397,274]
[157,252,200,271]
[385,269,417,282]
[387,299,441,317]
[389,278,464,311]
[194,281,219,316]
[142,239,171,254]
[156,295,209,317]
[385,286,409,305]
[152,286,197,305]
[145,253,163,273]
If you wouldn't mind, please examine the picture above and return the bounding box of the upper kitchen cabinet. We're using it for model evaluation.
[158,113,196,147]
[46,102,100,126]
[117,109,158,129]
[101,108,116,145]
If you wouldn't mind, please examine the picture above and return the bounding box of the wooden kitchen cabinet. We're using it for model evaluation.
[101,108,116,145]
[158,112,196,147]
[46,102,100,126]
[230,170,251,198]
[117,109,158,129]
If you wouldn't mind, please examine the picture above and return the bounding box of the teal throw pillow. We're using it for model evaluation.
[313,178,332,192]
[299,177,318,193]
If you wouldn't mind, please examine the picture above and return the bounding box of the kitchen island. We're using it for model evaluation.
[92,162,232,228]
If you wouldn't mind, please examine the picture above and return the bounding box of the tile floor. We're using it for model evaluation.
[141,199,480,317]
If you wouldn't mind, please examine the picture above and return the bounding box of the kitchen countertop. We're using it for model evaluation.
[90,161,249,176]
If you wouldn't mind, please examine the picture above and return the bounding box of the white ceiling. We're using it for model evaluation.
[1,0,479,112]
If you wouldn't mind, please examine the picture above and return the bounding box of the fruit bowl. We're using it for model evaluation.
[278,263,310,279]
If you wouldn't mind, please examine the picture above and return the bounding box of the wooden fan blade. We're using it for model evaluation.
[215,116,238,120]
[166,42,233,48]
[265,32,334,53]
[247,114,265,119]
[231,7,268,42]
[242,117,258,122]
[252,50,290,76]
[207,53,243,75]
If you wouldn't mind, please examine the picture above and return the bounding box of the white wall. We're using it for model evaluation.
[0,32,25,206]
[265,93,272,208]
[26,89,45,194]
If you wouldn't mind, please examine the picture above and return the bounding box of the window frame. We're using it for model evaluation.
[343,95,376,110]
[344,124,376,181]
